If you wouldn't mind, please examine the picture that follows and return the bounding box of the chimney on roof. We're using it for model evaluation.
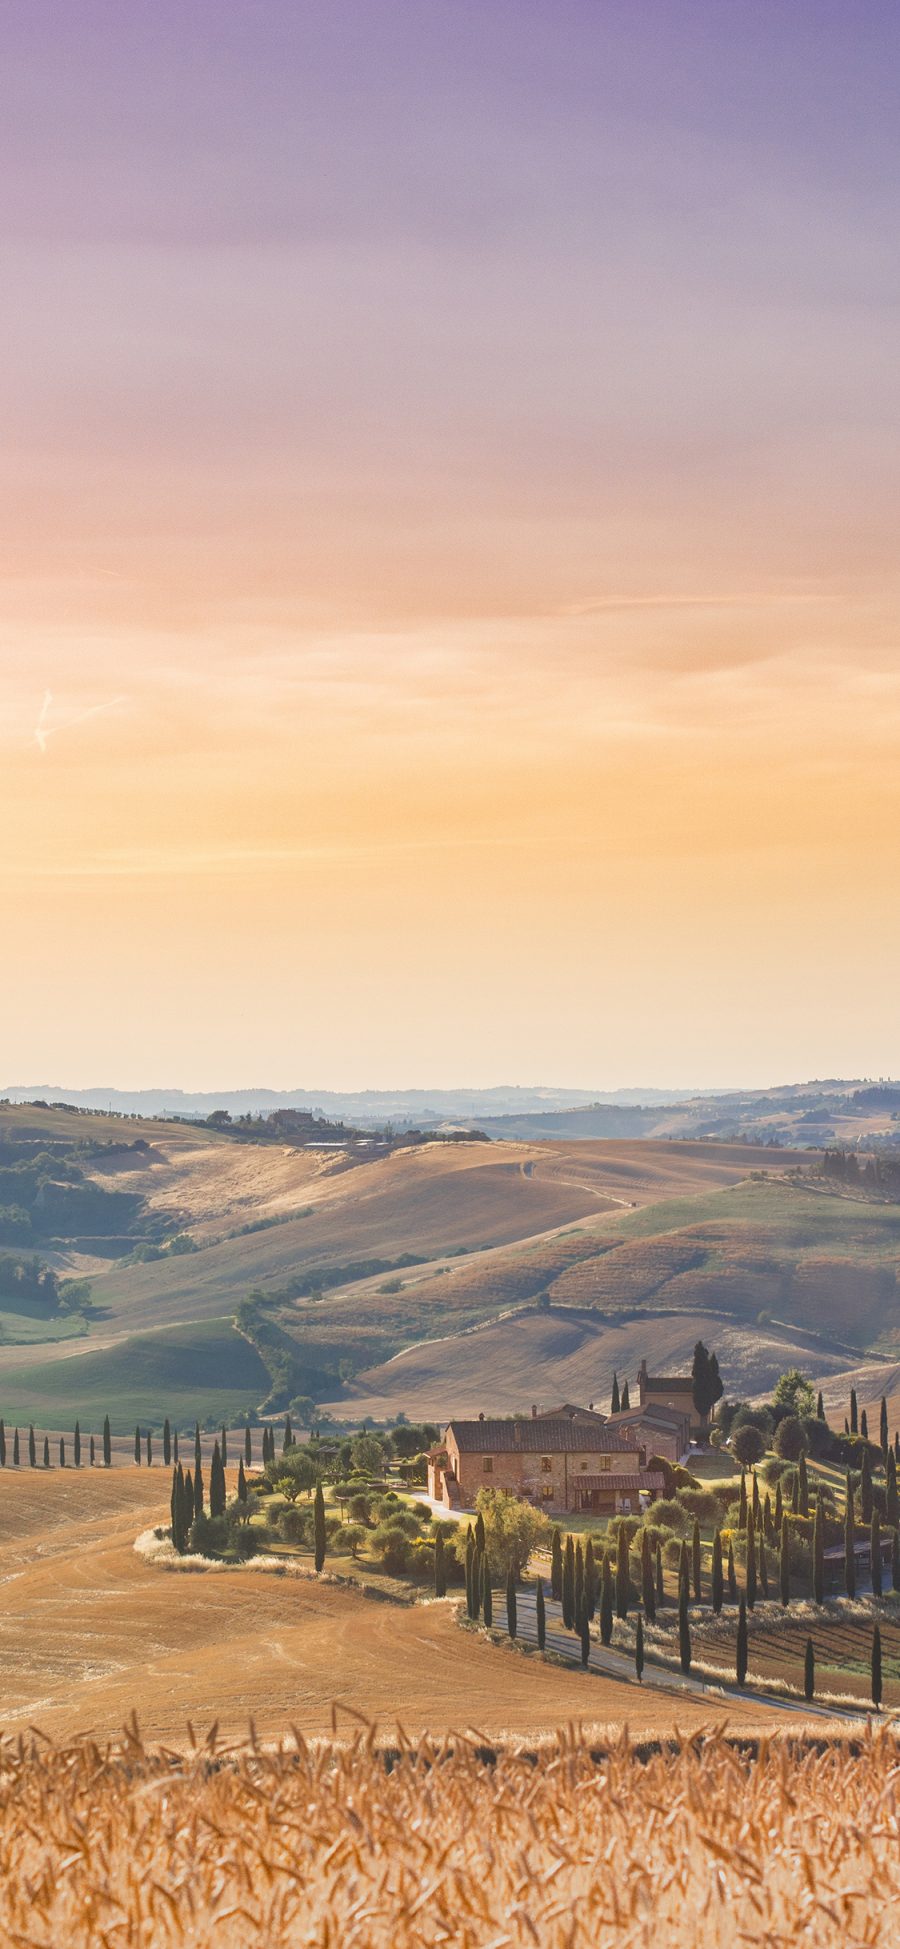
[531,1403,537,1418]
[478,1411,484,1422]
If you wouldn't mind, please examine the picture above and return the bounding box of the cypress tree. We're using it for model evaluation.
[13,1428,20,1465]
[163,1418,171,1467]
[615,1525,630,1620]
[184,1468,195,1525]
[759,1533,769,1600]
[780,1516,790,1607]
[635,1612,644,1683]
[895,1431,900,1464]
[314,1480,326,1572]
[813,1500,824,1605]
[850,1387,858,1435]
[59,1437,66,1468]
[678,1582,691,1675]
[574,1542,584,1625]
[103,1415,111,1467]
[146,1430,152,1468]
[562,1535,575,1629]
[474,1510,486,1555]
[736,1595,748,1685]
[611,1372,620,1414]
[0,1420,5,1467]
[738,1470,747,1530]
[600,1555,614,1645]
[655,1541,664,1610]
[871,1511,883,1599]
[885,1449,899,1529]
[774,1478,783,1531]
[465,1528,476,1617]
[536,1576,546,1650]
[845,1475,856,1597]
[641,1529,656,1622]
[691,1519,702,1602]
[621,1380,630,1411]
[210,1441,225,1518]
[817,1390,825,1420]
[89,1434,95,1465]
[134,1426,141,1465]
[798,1452,809,1520]
[43,1435,50,1468]
[170,1463,178,1537]
[678,1538,689,1605]
[220,1425,227,1468]
[804,1637,815,1702]
[791,1469,800,1517]
[245,1426,252,1467]
[579,1608,590,1667]
[763,1491,772,1539]
[237,1457,247,1504]
[861,1448,873,1525]
[746,1509,757,1611]
[871,1625,882,1710]
[880,1396,889,1462]
[550,1528,563,1601]
[73,1421,81,1467]
[861,1409,869,1442]
[195,1423,202,1479]
[711,1530,723,1614]
[727,1539,738,1604]
[585,1537,597,1619]
[891,1529,900,1594]
[194,1459,204,1516]
[506,1567,517,1640]
[481,1554,492,1627]
[173,1429,179,1466]
[844,1417,849,1436]
[751,1471,761,1524]
[433,1524,446,1597]
[283,1415,293,1453]
[28,1425,36,1468]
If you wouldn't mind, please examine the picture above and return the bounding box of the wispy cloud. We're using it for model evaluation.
[34,690,127,754]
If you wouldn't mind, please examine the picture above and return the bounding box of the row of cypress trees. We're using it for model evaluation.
[0,1417,262,1469]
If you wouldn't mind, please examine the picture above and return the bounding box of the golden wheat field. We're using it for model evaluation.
[2,1725,898,1947]
[0,1469,796,1745]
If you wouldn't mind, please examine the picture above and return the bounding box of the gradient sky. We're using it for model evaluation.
[2,1,898,1090]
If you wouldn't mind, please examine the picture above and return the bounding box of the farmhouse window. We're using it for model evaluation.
[483,1456,493,1473]
[541,1484,554,1500]
[540,1457,552,1472]
[580,1461,588,1470]
[600,1456,611,1472]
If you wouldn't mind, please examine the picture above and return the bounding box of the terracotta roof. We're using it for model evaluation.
[576,1471,665,1492]
[446,1419,641,1455]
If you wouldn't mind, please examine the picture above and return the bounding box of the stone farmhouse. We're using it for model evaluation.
[427,1407,665,1516]
[635,1357,709,1443]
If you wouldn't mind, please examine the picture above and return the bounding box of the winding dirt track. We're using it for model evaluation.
[0,1470,813,1748]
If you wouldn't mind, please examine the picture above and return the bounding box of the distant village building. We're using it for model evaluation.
[427,1408,664,1516]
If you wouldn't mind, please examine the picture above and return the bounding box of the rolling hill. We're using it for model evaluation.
[1,1103,898,1428]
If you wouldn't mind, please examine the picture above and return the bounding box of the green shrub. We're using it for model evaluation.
[644,1498,690,1536]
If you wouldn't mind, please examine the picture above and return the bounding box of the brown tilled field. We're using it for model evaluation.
[334,1306,840,1422]
[0,1469,802,1749]
[689,1608,900,1708]
[1,1725,898,1946]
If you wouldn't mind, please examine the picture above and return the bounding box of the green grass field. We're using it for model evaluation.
[0,1319,270,1430]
